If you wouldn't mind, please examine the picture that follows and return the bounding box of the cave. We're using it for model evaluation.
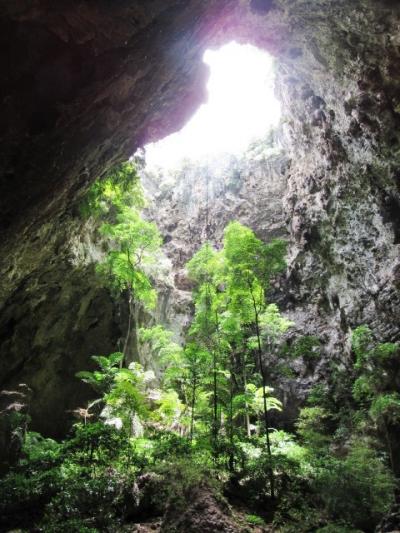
[0,1,400,531]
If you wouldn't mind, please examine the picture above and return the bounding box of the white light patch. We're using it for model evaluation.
[144,41,281,169]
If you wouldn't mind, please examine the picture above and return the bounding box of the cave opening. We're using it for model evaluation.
[144,41,281,170]
[137,41,286,282]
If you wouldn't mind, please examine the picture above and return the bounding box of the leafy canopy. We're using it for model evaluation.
[90,162,162,310]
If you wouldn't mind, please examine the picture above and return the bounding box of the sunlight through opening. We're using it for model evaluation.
[144,41,281,170]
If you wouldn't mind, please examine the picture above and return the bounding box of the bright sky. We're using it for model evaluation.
[144,42,281,170]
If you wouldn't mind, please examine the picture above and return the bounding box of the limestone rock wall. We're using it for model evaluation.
[272,0,400,417]
[0,0,233,238]
[142,146,288,273]
[0,214,126,437]
[141,146,289,365]
[277,0,400,347]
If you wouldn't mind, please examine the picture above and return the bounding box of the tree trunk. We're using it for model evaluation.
[242,354,251,437]
[212,348,218,453]
[229,367,235,472]
[252,296,275,499]
[190,377,197,443]
[121,293,133,368]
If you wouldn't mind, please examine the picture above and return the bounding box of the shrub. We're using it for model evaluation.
[316,525,362,533]
[246,513,266,526]
[313,444,395,531]
[149,431,192,464]
[292,335,321,364]
[41,471,131,532]
[296,407,331,451]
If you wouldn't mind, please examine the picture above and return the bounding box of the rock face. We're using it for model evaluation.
[142,143,288,276]
[141,145,289,386]
[277,1,400,352]
[0,215,126,437]
[0,384,32,473]
[0,0,400,439]
[162,485,239,533]
[0,0,232,238]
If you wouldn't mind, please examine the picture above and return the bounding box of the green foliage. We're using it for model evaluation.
[245,383,283,415]
[76,352,123,394]
[246,513,266,526]
[76,353,149,435]
[369,393,400,423]
[0,423,137,532]
[149,432,192,464]
[6,192,399,533]
[352,375,373,403]
[139,325,182,368]
[296,407,332,451]
[104,362,149,434]
[351,325,398,372]
[153,389,186,427]
[81,161,144,218]
[350,325,400,475]
[291,335,321,362]
[271,431,395,532]
[21,431,62,465]
[351,325,374,367]
[65,422,126,459]
[273,497,325,533]
[260,304,293,336]
[269,327,399,531]
[186,241,222,286]
[85,161,161,328]
[313,444,395,530]
[41,471,130,532]
[97,205,161,309]
[152,457,221,515]
[306,383,329,406]
[223,221,287,287]
[182,221,289,506]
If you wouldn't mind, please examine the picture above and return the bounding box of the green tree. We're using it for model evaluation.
[184,222,289,481]
[351,325,400,476]
[88,162,162,364]
[76,352,124,396]
[222,221,288,497]
[187,242,225,452]
[77,353,150,436]
[81,161,144,217]
[104,362,150,436]
[181,343,211,442]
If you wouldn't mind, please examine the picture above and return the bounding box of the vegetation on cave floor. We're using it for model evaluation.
[1,162,399,533]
